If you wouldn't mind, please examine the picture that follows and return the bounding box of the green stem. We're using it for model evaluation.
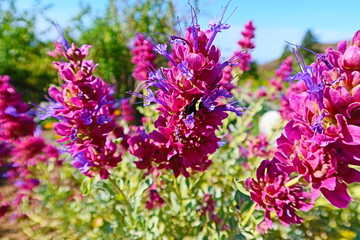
[285,175,301,188]
[241,203,256,227]
[108,176,134,226]
[173,177,185,214]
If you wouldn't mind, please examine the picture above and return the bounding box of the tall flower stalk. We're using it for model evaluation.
[128,3,245,177]
[43,38,122,179]
[131,33,158,82]
[235,20,255,72]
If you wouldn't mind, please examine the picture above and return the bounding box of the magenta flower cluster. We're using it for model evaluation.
[119,98,135,124]
[280,80,307,121]
[128,6,244,177]
[246,30,360,227]
[131,33,157,81]
[199,193,230,230]
[45,43,122,179]
[145,186,165,210]
[0,75,35,139]
[241,133,274,160]
[0,75,61,218]
[270,56,293,92]
[246,159,314,227]
[235,21,255,72]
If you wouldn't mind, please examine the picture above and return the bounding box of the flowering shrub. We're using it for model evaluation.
[0,2,359,240]
[245,30,360,228]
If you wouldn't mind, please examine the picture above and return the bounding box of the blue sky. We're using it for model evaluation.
[15,0,360,63]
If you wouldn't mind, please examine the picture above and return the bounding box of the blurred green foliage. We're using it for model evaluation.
[0,0,176,102]
[69,0,176,98]
[0,0,58,102]
[280,29,320,65]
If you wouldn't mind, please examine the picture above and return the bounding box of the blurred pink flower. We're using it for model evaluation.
[131,34,157,81]
[234,21,255,72]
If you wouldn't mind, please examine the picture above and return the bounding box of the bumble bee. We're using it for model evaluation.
[184,98,204,115]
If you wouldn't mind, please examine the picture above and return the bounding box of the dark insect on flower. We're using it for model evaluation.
[184,98,204,116]
[184,98,198,115]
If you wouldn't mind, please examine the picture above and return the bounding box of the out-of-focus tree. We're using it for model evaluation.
[0,0,58,103]
[0,0,177,101]
[300,29,321,63]
[69,0,177,97]
[279,44,292,62]
[280,29,320,64]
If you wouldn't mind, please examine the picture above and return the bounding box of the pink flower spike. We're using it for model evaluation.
[128,3,244,177]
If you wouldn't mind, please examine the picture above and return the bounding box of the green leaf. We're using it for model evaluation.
[80,177,94,196]
[97,187,111,202]
[234,178,250,196]
[134,179,152,199]
[229,216,237,230]
[170,192,180,213]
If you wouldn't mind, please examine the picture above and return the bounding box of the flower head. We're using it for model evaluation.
[275,30,360,210]
[41,41,123,179]
[246,159,314,227]
[128,2,244,177]
[145,188,165,210]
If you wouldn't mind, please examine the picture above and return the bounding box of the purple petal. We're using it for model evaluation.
[336,114,360,145]
[320,181,352,208]
[340,167,360,184]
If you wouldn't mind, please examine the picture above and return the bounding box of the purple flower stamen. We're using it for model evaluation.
[189,3,200,52]
[201,86,232,111]
[177,61,194,79]
[53,22,70,51]
[183,112,195,129]
[292,47,325,110]
[71,152,93,174]
[143,34,177,66]
[206,1,234,51]
[219,50,248,69]
[129,88,167,107]
[286,41,332,69]
[4,106,18,117]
